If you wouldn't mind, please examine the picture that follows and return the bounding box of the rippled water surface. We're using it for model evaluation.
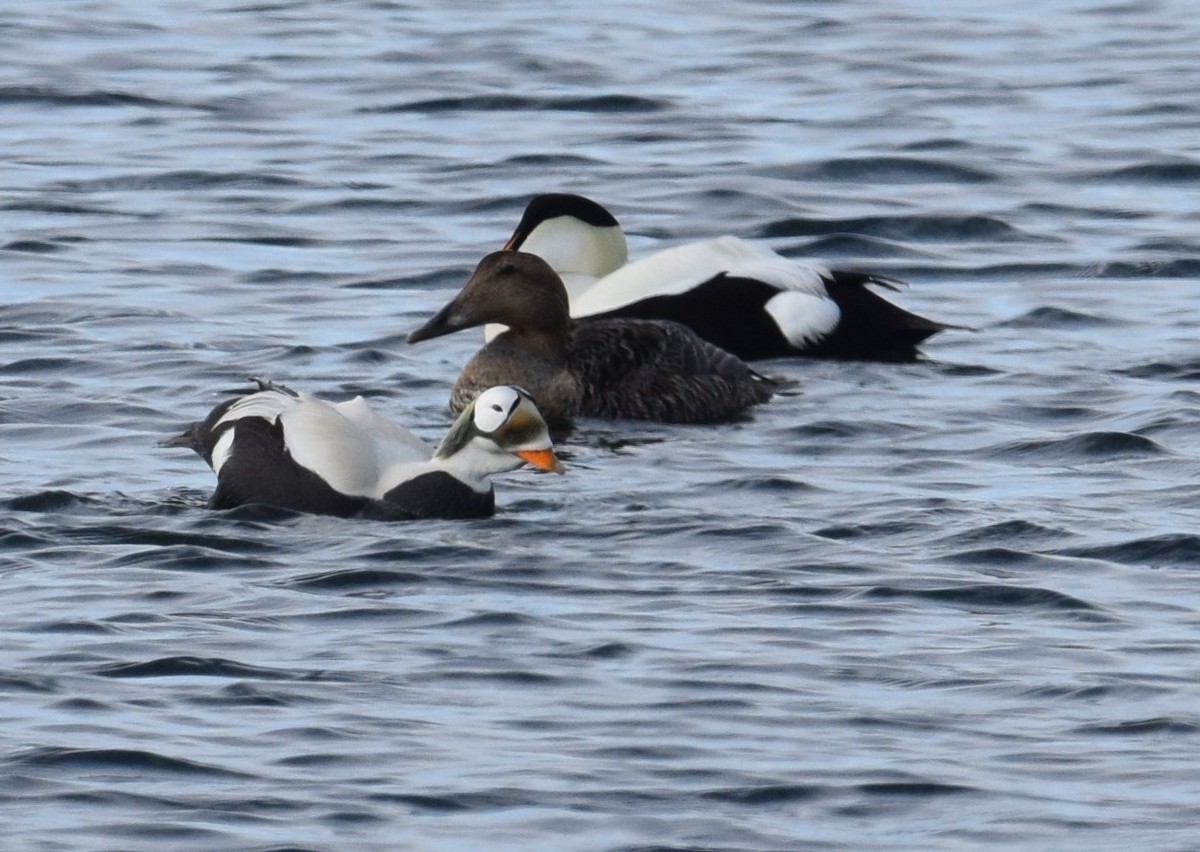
[4,1,1200,849]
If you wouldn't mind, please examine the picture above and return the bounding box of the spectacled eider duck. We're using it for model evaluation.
[164,381,563,520]
[407,251,776,430]
[498,192,954,361]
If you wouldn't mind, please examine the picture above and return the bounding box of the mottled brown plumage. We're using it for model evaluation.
[407,251,775,429]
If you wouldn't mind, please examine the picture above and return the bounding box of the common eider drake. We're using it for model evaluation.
[164,381,563,520]
[499,192,954,361]
[407,251,775,430]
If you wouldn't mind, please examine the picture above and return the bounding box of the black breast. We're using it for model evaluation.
[375,471,495,520]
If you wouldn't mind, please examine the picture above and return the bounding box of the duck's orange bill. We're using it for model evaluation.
[517,449,565,474]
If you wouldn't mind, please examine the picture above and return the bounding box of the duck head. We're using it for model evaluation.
[408,251,572,343]
[434,385,565,477]
[502,193,629,283]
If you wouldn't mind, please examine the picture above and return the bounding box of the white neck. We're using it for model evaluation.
[420,438,523,493]
[521,216,628,283]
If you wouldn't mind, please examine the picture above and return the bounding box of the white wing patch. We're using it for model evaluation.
[215,388,293,430]
[569,235,835,317]
[280,395,429,498]
[764,290,842,347]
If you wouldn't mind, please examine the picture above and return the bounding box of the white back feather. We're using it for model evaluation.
[280,395,431,498]
[570,235,836,317]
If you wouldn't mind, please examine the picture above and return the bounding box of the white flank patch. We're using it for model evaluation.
[763,290,842,347]
[473,386,519,433]
[210,429,236,475]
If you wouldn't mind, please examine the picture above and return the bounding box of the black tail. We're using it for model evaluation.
[813,272,958,361]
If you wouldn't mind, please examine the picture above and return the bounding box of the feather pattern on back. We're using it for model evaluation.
[570,318,774,423]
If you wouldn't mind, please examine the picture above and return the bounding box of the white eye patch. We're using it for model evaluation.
[473,386,520,432]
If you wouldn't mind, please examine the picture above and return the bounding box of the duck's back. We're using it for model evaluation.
[570,318,774,423]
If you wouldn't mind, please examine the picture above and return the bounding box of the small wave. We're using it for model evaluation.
[29,619,117,636]
[988,431,1165,462]
[3,491,92,514]
[1021,684,1116,700]
[997,306,1118,328]
[760,213,1026,243]
[1083,161,1200,183]
[1001,403,1100,423]
[931,362,1004,378]
[209,234,321,248]
[1073,716,1200,736]
[0,325,75,344]
[712,474,816,494]
[0,672,57,693]
[502,153,603,166]
[694,520,794,541]
[107,546,278,572]
[291,197,425,215]
[812,520,936,541]
[862,583,1100,613]
[414,669,575,687]
[794,233,917,259]
[773,156,998,185]
[2,239,64,254]
[284,568,428,591]
[1055,534,1200,567]
[0,357,90,376]
[915,261,1082,282]
[937,519,1069,548]
[369,789,528,812]
[581,641,636,659]
[11,746,249,777]
[78,525,276,555]
[700,783,823,804]
[55,169,307,193]
[786,419,920,441]
[94,656,302,680]
[440,611,534,628]
[240,271,335,288]
[939,546,1061,568]
[1117,358,1200,381]
[856,780,977,797]
[1087,258,1200,278]
[346,268,466,290]
[368,94,668,114]
[0,84,180,109]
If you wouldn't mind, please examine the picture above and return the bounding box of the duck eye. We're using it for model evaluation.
[491,404,503,412]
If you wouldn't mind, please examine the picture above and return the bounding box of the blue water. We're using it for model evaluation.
[4,1,1200,849]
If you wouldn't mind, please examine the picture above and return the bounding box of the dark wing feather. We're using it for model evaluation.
[591,270,955,362]
[570,318,773,423]
[591,274,790,360]
[810,272,955,361]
